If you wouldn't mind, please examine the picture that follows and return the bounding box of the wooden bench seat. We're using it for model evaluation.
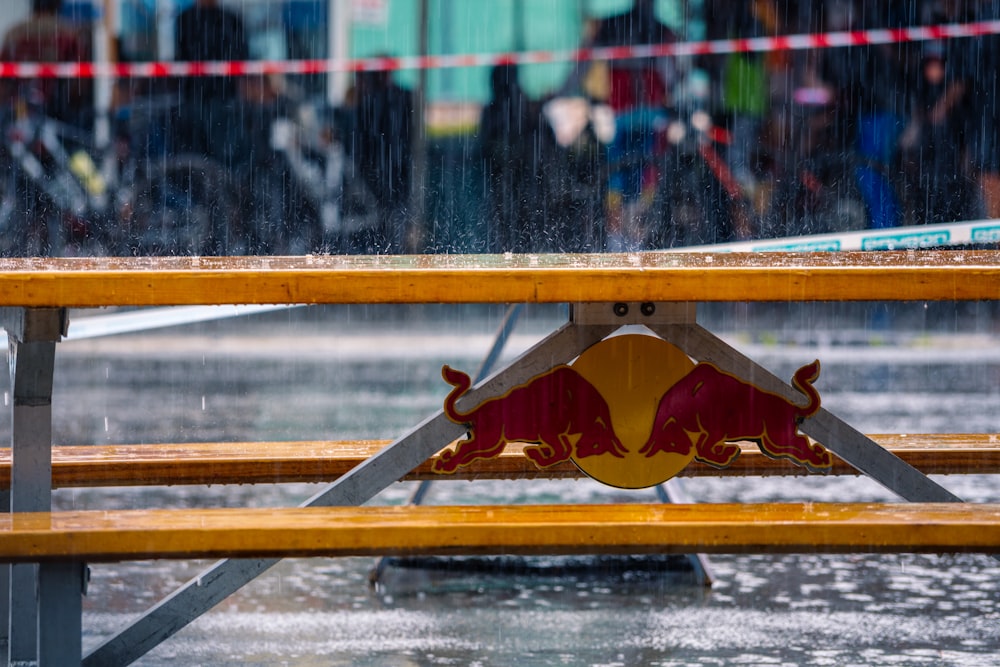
[1,502,998,563]
[8,434,996,489]
[0,251,997,307]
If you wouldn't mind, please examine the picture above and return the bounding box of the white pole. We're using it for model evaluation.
[0,1,29,38]
[328,0,350,106]
[156,0,175,61]
[93,0,114,146]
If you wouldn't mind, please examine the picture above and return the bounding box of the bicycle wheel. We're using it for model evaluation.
[0,169,59,257]
[124,155,240,256]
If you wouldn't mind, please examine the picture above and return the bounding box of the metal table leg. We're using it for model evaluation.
[1,308,80,667]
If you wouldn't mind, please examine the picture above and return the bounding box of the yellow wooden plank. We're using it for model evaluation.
[2,434,994,488]
[40,441,393,488]
[0,503,997,562]
[0,251,996,307]
[695,434,1000,477]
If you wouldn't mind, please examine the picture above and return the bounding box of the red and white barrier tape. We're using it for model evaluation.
[1,19,999,79]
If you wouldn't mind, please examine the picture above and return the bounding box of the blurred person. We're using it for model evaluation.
[900,42,969,224]
[590,0,676,113]
[567,0,677,251]
[353,66,414,253]
[479,63,556,252]
[719,0,778,212]
[0,0,92,128]
[961,0,1000,219]
[231,74,300,253]
[818,0,907,229]
[0,0,93,256]
[174,0,248,163]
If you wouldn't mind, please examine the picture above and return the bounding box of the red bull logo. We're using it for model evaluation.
[433,364,628,473]
[639,360,831,473]
[434,334,832,487]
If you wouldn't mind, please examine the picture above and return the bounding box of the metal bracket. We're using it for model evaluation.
[0,307,69,343]
[571,302,696,326]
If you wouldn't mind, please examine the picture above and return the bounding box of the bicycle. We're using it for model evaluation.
[263,99,381,255]
[0,91,240,257]
[602,105,755,250]
[760,87,870,239]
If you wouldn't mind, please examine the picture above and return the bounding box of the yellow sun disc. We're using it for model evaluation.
[570,333,696,489]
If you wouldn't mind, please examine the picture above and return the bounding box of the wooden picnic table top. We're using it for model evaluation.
[0,250,996,307]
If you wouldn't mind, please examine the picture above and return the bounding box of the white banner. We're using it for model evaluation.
[672,219,1000,253]
[352,0,389,26]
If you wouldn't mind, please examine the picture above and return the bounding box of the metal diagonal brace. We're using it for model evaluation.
[370,303,527,585]
[650,321,963,503]
[84,317,618,667]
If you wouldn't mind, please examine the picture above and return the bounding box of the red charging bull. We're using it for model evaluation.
[434,364,628,473]
[639,360,831,472]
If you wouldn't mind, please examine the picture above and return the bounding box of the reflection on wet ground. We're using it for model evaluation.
[2,303,998,665]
